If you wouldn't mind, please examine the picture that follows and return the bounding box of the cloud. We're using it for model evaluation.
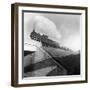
[34,15,61,42]
[61,34,80,51]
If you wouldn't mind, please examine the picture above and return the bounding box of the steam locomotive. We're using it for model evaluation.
[30,30,60,48]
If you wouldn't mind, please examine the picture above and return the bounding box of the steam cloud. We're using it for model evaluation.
[34,15,61,42]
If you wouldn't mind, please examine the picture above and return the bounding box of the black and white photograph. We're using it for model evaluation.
[23,12,81,77]
[11,3,87,87]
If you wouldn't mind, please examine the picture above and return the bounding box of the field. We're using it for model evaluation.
[24,46,80,77]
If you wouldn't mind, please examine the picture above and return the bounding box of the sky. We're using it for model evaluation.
[24,12,81,51]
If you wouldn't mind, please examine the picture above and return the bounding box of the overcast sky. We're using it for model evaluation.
[24,12,81,51]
